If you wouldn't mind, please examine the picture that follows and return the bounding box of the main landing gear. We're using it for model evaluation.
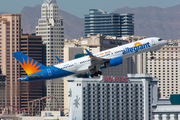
[150,51,155,59]
[90,71,102,78]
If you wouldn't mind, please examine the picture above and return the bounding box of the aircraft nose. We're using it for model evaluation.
[163,40,168,45]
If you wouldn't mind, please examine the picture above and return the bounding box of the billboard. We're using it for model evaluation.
[103,76,128,83]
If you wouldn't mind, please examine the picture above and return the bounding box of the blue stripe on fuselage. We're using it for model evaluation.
[22,66,75,81]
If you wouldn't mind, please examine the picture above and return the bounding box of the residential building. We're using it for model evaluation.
[20,34,45,116]
[36,0,65,111]
[0,14,21,113]
[67,74,159,120]
[0,68,6,114]
[84,9,134,38]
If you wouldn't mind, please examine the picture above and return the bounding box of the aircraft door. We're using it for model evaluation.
[74,63,78,68]
[151,39,156,45]
[47,69,52,76]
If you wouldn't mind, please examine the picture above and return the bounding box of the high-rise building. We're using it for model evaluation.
[0,68,6,114]
[0,14,21,113]
[20,34,45,115]
[133,39,180,98]
[36,0,64,66]
[146,40,180,98]
[36,0,65,110]
[67,74,158,120]
[84,9,134,38]
[134,39,180,98]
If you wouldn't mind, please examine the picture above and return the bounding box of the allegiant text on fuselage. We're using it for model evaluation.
[122,42,150,55]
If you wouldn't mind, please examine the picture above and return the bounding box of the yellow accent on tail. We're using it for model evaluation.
[19,58,42,75]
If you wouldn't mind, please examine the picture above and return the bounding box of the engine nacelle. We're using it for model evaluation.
[104,57,123,68]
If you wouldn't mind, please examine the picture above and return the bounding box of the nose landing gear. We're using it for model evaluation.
[150,51,155,59]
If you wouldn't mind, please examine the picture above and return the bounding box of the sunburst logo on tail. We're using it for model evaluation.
[19,58,42,75]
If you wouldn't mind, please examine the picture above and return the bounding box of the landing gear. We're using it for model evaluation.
[98,71,102,75]
[90,71,102,78]
[150,51,155,59]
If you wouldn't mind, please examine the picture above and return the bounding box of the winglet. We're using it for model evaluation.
[55,56,63,64]
[85,49,94,58]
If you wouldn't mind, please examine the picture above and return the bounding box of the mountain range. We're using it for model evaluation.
[0,12,7,14]
[1,4,180,40]
[21,5,84,40]
[113,5,180,40]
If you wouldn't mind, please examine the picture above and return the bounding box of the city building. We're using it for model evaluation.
[20,34,45,116]
[0,68,6,114]
[0,14,21,113]
[152,96,180,120]
[36,0,65,111]
[84,9,134,38]
[153,104,180,120]
[67,74,159,120]
[36,0,64,66]
[0,110,68,120]
[143,40,180,98]
[63,46,84,115]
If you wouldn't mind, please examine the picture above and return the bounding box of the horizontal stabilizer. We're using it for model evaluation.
[28,75,42,79]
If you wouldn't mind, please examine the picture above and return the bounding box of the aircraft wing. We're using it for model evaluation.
[85,49,109,70]
[90,56,109,67]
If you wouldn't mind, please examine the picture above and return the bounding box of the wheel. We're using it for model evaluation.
[95,73,98,76]
[91,75,94,78]
[98,71,102,75]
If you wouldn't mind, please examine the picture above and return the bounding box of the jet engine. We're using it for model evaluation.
[104,56,123,68]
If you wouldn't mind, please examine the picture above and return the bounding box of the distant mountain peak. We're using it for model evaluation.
[21,4,84,39]
[112,4,180,40]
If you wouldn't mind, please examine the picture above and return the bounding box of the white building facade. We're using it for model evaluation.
[36,0,65,110]
[146,40,180,98]
[153,105,180,120]
[67,74,159,120]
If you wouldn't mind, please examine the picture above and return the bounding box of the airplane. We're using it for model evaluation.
[12,37,167,81]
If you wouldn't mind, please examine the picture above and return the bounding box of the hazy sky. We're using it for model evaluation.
[1,0,180,18]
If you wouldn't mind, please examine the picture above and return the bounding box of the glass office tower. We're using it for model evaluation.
[84,9,134,38]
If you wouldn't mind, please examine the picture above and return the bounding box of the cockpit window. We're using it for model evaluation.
[158,39,162,41]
